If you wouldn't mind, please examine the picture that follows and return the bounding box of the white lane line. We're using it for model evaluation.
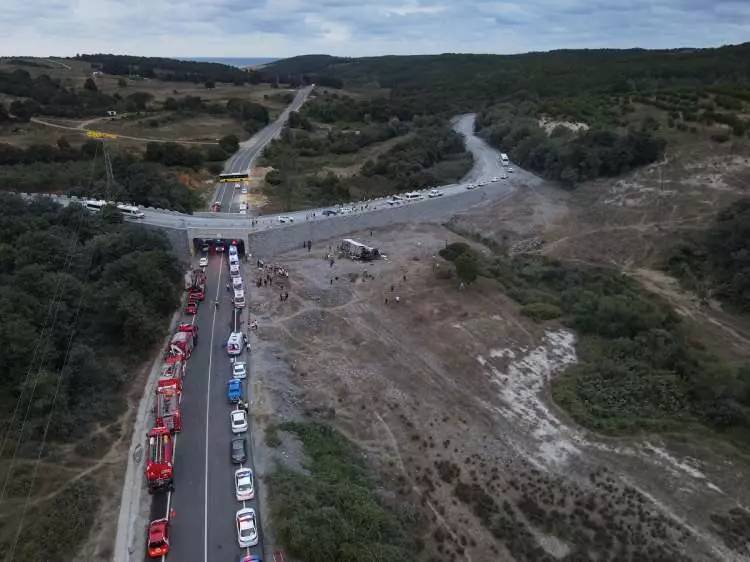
[204,254,224,562]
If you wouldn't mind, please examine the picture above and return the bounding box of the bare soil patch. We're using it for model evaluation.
[249,220,750,561]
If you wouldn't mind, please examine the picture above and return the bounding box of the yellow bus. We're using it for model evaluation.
[218,172,249,183]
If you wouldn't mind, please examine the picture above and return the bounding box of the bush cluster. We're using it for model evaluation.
[268,422,416,562]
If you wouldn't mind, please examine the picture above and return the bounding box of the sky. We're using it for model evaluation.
[1,0,747,58]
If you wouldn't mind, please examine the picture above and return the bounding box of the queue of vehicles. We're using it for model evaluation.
[224,242,260,551]
[148,241,263,558]
[146,319,199,558]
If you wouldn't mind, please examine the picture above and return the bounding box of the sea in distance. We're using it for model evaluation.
[179,57,278,68]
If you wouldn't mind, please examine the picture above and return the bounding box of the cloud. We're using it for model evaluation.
[0,0,744,58]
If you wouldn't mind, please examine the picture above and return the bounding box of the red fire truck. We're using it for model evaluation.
[166,331,194,363]
[145,425,174,493]
[177,323,199,343]
[158,360,185,392]
[155,384,182,433]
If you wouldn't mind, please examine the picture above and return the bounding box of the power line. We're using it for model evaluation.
[0,144,102,498]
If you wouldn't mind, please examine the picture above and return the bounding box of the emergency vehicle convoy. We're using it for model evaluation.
[144,264,206,556]
[146,242,259,559]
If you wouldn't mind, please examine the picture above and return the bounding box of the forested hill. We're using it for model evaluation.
[73,54,262,84]
[265,43,750,111]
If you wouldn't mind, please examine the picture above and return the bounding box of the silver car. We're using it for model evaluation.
[235,468,255,501]
[236,508,258,547]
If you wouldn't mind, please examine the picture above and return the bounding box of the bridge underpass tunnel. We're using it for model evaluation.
[193,238,246,256]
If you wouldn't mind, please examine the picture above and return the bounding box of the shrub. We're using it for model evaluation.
[521,302,562,321]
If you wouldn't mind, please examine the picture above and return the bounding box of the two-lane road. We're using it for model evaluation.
[217,86,314,212]
[147,252,262,562]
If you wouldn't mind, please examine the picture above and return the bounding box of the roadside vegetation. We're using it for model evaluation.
[260,91,472,209]
[667,197,750,312]
[440,242,750,444]
[268,422,417,562]
[0,193,183,558]
[0,142,204,212]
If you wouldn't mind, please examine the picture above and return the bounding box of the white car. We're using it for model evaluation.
[235,468,255,501]
[230,409,248,434]
[501,173,508,179]
[199,257,208,267]
[491,176,500,182]
[239,203,248,211]
[428,189,443,198]
[236,508,258,547]
[278,216,294,223]
[241,187,248,194]
[507,167,514,173]
[232,361,247,379]
[239,210,247,215]
[226,332,243,356]
[466,183,477,190]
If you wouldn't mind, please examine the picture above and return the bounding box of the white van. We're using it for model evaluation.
[232,276,243,290]
[404,191,423,201]
[233,289,246,308]
[229,244,238,256]
[500,152,510,166]
[229,253,239,265]
[230,262,240,276]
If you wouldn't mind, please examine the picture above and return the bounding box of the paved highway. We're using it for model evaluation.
[216,86,314,212]
[134,114,510,233]
[145,252,262,562]
[33,113,517,236]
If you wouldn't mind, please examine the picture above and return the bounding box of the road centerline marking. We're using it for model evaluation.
[204,253,224,562]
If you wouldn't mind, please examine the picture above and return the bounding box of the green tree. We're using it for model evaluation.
[83,77,98,91]
[455,252,479,284]
[219,134,240,154]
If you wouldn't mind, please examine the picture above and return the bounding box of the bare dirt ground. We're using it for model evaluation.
[248,211,750,560]
[243,127,750,560]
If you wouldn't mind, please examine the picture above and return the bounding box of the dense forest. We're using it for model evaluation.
[0,194,182,558]
[440,241,750,443]
[476,104,666,187]
[73,54,262,85]
[265,44,750,115]
[0,144,203,213]
[667,198,750,312]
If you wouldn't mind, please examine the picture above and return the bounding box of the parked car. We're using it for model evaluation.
[147,518,170,559]
[278,216,294,223]
[235,468,255,501]
[428,189,443,198]
[232,361,247,379]
[231,437,247,464]
[231,409,248,434]
[227,379,242,403]
[236,508,258,547]
[199,256,208,267]
[466,183,477,190]
[322,209,337,216]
